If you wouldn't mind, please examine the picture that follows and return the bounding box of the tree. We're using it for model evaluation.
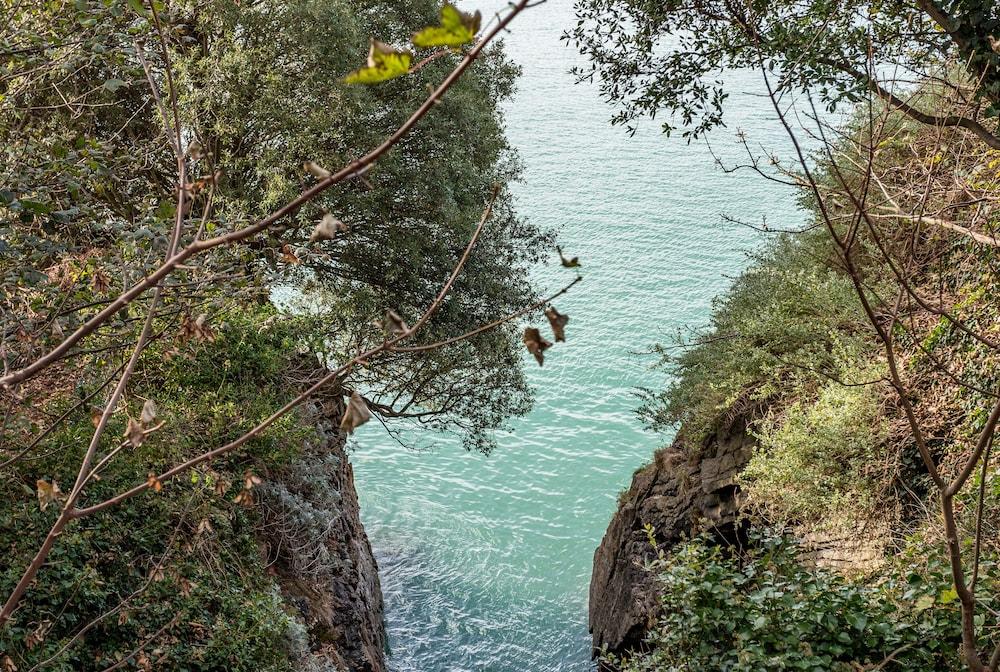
[568,0,1000,144]
[0,0,576,666]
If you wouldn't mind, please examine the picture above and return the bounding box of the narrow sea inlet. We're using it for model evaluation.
[351,2,807,669]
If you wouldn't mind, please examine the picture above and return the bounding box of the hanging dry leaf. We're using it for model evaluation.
[556,245,581,268]
[3,655,18,672]
[90,406,104,428]
[544,306,569,342]
[304,161,332,179]
[197,518,214,535]
[523,327,552,366]
[186,139,204,161]
[147,473,163,493]
[149,566,165,582]
[181,313,216,344]
[36,479,62,511]
[140,399,157,426]
[375,309,408,338]
[340,390,371,434]
[24,620,50,650]
[214,479,229,497]
[281,243,301,265]
[51,320,64,340]
[309,213,349,243]
[125,416,145,447]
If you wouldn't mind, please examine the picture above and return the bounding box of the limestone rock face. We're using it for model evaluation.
[588,414,755,658]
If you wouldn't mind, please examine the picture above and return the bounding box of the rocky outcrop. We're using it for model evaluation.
[589,413,755,658]
[263,395,386,672]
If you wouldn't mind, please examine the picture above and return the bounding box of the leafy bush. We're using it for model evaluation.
[640,229,870,448]
[604,531,966,672]
[739,370,888,526]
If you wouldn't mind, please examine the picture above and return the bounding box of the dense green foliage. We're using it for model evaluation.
[0,307,314,670]
[638,229,870,445]
[605,531,976,672]
[1,0,547,453]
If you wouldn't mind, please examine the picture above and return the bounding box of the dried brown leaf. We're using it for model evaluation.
[340,390,371,434]
[544,306,569,342]
[36,479,62,511]
[140,398,157,426]
[125,416,145,447]
[309,213,349,243]
[557,245,580,268]
[523,327,552,366]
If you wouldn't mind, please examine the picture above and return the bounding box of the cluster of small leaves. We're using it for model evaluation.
[740,365,889,528]
[604,530,970,672]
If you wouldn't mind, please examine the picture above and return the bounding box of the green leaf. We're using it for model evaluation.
[914,594,935,611]
[938,587,958,605]
[342,39,412,85]
[413,3,481,48]
[103,78,127,92]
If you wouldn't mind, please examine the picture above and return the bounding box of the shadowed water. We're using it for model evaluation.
[351,2,809,670]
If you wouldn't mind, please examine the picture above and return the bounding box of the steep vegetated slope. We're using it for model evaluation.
[592,101,1000,670]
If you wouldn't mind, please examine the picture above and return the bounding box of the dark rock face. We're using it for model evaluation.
[589,414,755,659]
[266,407,386,672]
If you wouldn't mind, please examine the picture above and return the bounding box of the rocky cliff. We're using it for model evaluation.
[264,394,387,672]
[589,413,755,658]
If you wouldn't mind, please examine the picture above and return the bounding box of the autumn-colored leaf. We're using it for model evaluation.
[304,161,331,179]
[413,3,481,48]
[92,269,111,294]
[25,620,50,650]
[149,566,165,582]
[523,327,552,366]
[343,39,412,84]
[340,390,371,434]
[545,306,569,342]
[180,313,216,343]
[214,479,229,497]
[197,518,213,535]
[140,398,157,426]
[243,470,262,490]
[309,213,349,243]
[36,479,62,511]
[90,406,103,428]
[147,472,163,493]
[281,243,301,265]
[233,489,254,507]
[557,245,580,268]
[125,416,145,447]
[3,655,18,672]
[376,309,408,338]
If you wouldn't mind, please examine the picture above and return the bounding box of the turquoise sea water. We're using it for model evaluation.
[352,3,809,670]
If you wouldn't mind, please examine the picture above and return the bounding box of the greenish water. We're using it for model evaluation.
[352,3,807,670]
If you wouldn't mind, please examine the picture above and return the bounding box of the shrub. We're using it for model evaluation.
[604,531,966,672]
[739,369,888,527]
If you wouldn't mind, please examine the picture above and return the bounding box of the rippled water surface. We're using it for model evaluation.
[352,2,808,670]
